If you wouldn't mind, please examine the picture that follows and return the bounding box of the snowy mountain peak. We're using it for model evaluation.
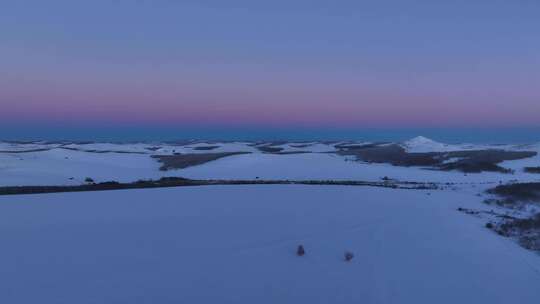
[402,136,451,153]
[405,136,438,146]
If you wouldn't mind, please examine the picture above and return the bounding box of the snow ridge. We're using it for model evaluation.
[401,136,456,153]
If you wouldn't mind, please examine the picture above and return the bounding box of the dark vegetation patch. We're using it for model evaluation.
[485,183,540,251]
[337,144,440,166]
[256,145,284,153]
[64,141,95,145]
[0,148,51,153]
[60,147,146,154]
[334,142,384,151]
[0,177,438,196]
[337,144,536,173]
[501,214,540,231]
[192,145,220,151]
[255,144,314,154]
[456,207,515,220]
[459,199,540,252]
[270,151,311,155]
[290,144,313,148]
[438,150,534,173]
[483,198,525,209]
[152,152,249,170]
[266,141,288,146]
[487,182,540,202]
[161,140,196,147]
[445,150,535,164]
[249,141,287,147]
[1,140,38,144]
[487,214,540,251]
[458,200,540,251]
[248,142,313,149]
[525,167,540,174]
[439,161,511,173]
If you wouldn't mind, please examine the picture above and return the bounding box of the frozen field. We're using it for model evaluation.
[1,137,539,187]
[1,138,539,303]
[1,185,539,303]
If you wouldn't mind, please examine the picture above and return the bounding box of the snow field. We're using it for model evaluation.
[0,185,539,303]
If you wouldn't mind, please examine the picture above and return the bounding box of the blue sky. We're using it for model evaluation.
[1,1,539,141]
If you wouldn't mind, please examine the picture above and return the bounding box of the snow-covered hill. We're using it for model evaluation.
[401,136,474,153]
[402,136,449,152]
[0,139,539,187]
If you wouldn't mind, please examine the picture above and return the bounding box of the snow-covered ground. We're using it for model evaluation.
[401,136,530,153]
[0,138,539,187]
[1,138,540,303]
[0,148,167,186]
[178,152,540,186]
[1,186,539,304]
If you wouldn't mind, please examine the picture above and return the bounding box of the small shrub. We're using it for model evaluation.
[98,181,120,186]
[485,222,494,229]
[524,167,540,174]
[84,177,95,183]
[519,236,540,250]
[344,251,354,262]
[296,245,305,256]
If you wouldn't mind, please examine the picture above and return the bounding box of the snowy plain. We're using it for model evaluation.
[1,137,540,303]
[1,137,539,187]
[1,185,540,304]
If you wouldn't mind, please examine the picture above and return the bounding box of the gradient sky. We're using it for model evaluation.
[1,0,539,140]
